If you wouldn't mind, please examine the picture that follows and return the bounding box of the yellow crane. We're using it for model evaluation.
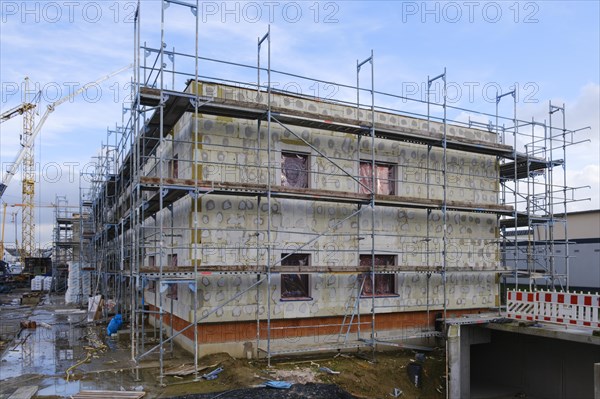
[0,78,39,258]
[0,65,132,260]
[0,102,36,122]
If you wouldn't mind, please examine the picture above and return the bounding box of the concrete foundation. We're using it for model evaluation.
[447,324,491,398]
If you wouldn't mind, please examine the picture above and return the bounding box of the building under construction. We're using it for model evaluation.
[69,1,593,395]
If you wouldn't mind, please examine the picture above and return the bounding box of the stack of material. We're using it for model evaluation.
[30,276,44,291]
[81,269,91,298]
[66,262,92,304]
[43,276,53,291]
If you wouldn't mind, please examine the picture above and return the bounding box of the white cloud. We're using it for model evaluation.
[1,0,598,246]
[515,83,599,212]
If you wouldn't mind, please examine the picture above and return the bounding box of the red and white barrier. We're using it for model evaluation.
[507,290,600,328]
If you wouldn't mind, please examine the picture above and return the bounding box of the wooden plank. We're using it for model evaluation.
[138,176,513,214]
[139,84,515,158]
[163,362,218,376]
[140,264,508,274]
[8,386,38,399]
[87,294,103,322]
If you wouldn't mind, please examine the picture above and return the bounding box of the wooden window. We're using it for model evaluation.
[281,253,310,300]
[147,280,156,292]
[167,283,178,300]
[359,161,396,195]
[169,154,179,178]
[281,152,309,188]
[167,254,178,267]
[359,255,396,296]
[148,255,156,268]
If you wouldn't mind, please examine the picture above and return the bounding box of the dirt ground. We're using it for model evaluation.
[156,348,446,399]
[0,291,446,399]
[171,383,357,399]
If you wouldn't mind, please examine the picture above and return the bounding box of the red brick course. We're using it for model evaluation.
[147,305,485,343]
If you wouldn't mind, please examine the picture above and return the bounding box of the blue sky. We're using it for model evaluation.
[1,0,599,247]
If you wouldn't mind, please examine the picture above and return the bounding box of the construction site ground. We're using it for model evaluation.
[0,291,446,399]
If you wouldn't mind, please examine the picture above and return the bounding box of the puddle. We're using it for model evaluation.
[0,296,196,398]
[36,374,145,397]
[0,309,86,380]
[37,378,83,396]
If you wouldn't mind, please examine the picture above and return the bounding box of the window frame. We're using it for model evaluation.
[147,279,156,293]
[168,153,179,179]
[359,160,397,195]
[359,254,398,297]
[281,151,310,189]
[167,253,178,268]
[280,253,312,301]
[166,283,178,300]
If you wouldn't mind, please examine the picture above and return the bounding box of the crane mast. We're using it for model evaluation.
[21,77,36,257]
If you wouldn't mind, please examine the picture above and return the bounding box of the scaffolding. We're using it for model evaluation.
[77,0,586,384]
[51,196,78,292]
[497,96,589,291]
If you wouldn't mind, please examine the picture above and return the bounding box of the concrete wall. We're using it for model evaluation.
[551,211,600,241]
[470,327,600,399]
[507,240,600,289]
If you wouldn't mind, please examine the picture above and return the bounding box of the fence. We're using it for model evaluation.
[507,289,600,328]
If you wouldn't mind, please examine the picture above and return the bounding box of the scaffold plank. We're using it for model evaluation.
[138,176,513,215]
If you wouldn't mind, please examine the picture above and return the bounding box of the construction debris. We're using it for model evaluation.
[87,294,103,322]
[66,328,108,381]
[1,290,446,399]
[19,320,36,329]
[415,353,426,363]
[318,366,340,375]
[407,362,423,388]
[202,366,224,380]
[164,362,219,376]
[37,321,52,329]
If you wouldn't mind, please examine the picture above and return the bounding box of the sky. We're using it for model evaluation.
[0,0,599,249]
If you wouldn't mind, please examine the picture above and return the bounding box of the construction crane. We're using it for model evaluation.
[0,78,39,257]
[0,203,6,261]
[0,102,37,123]
[0,64,132,259]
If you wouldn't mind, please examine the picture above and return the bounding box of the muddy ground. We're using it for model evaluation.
[0,291,446,399]
[157,350,446,399]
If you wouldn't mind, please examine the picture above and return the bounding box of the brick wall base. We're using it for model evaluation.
[147,305,486,344]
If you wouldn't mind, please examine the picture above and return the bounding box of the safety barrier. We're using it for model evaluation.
[507,290,600,328]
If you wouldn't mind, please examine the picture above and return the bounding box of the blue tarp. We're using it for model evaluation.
[107,314,123,335]
[265,380,293,389]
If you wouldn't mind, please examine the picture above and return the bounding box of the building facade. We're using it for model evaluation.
[115,81,512,357]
